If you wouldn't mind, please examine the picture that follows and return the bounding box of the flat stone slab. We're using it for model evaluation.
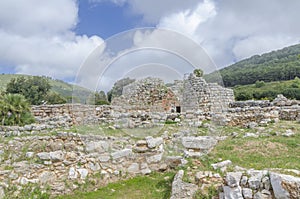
[181,136,218,150]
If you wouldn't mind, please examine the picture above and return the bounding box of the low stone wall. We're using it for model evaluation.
[0,131,220,196]
[171,169,300,199]
[29,101,300,130]
[225,105,300,126]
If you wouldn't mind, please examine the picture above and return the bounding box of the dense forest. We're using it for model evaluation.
[205,44,300,87]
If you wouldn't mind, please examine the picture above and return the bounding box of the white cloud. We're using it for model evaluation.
[157,0,300,68]
[87,0,300,69]
[0,0,78,36]
[158,0,216,42]
[0,0,103,80]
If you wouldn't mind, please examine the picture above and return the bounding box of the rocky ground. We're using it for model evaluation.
[0,120,299,198]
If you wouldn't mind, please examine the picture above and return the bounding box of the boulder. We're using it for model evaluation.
[270,172,300,199]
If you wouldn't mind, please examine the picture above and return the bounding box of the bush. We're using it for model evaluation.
[282,88,300,100]
[0,94,35,126]
[193,69,204,77]
[6,76,51,105]
[45,92,67,104]
[255,80,265,88]
[235,91,252,101]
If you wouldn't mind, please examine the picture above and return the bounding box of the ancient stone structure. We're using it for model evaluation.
[112,73,235,114]
[112,77,179,112]
[180,73,234,113]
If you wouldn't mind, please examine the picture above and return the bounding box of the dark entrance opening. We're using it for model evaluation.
[176,106,181,113]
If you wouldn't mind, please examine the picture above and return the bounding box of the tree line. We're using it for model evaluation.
[205,44,300,87]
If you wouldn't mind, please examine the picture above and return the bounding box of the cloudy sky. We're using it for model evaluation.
[1,0,300,86]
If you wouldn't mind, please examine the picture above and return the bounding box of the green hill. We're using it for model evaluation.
[0,74,92,103]
[233,78,300,101]
[205,43,300,87]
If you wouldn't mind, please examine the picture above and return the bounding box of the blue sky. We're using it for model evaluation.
[75,1,145,39]
[0,0,300,87]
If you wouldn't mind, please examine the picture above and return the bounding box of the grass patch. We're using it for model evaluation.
[209,134,300,170]
[69,123,181,139]
[57,172,175,199]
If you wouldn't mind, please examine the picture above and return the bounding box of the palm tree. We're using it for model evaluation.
[0,94,34,126]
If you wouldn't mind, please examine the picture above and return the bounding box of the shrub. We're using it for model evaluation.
[6,76,51,105]
[193,69,204,77]
[255,80,265,88]
[235,91,252,101]
[0,94,35,126]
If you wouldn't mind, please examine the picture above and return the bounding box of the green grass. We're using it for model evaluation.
[208,122,300,170]
[57,172,175,199]
[69,123,181,139]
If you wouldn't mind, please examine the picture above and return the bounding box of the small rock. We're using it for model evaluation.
[262,176,271,190]
[223,186,243,199]
[37,152,50,160]
[225,172,243,187]
[248,174,263,190]
[145,136,163,148]
[247,122,258,129]
[85,141,109,153]
[111,149,132,160]
[181,136,217,150]
[283,129,295,137]
[25,152,34,158]
[159,163,168,171]
[50,150,64,162]
[242,188,252,199]
[68,167,78,179]
[244,133,258,138]
[211,160,232,170]
[127,163,139,174]
[240,175,248,186]
[146,153,163,164]
[77,169,88,179]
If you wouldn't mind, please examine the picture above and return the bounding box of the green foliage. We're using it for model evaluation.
[0,93,35,126]
[95,91,109,105]
[0,74,92,104]
[6,76,51,105]
[45,92,67,104]
[193,69,204,77]
[282,88,300,99]
[86,91,110,105]
[107,77,135,102]
[234,78,300,100]
[205,44,300,87]
[235,91,253,101]
[255,80,265,88]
